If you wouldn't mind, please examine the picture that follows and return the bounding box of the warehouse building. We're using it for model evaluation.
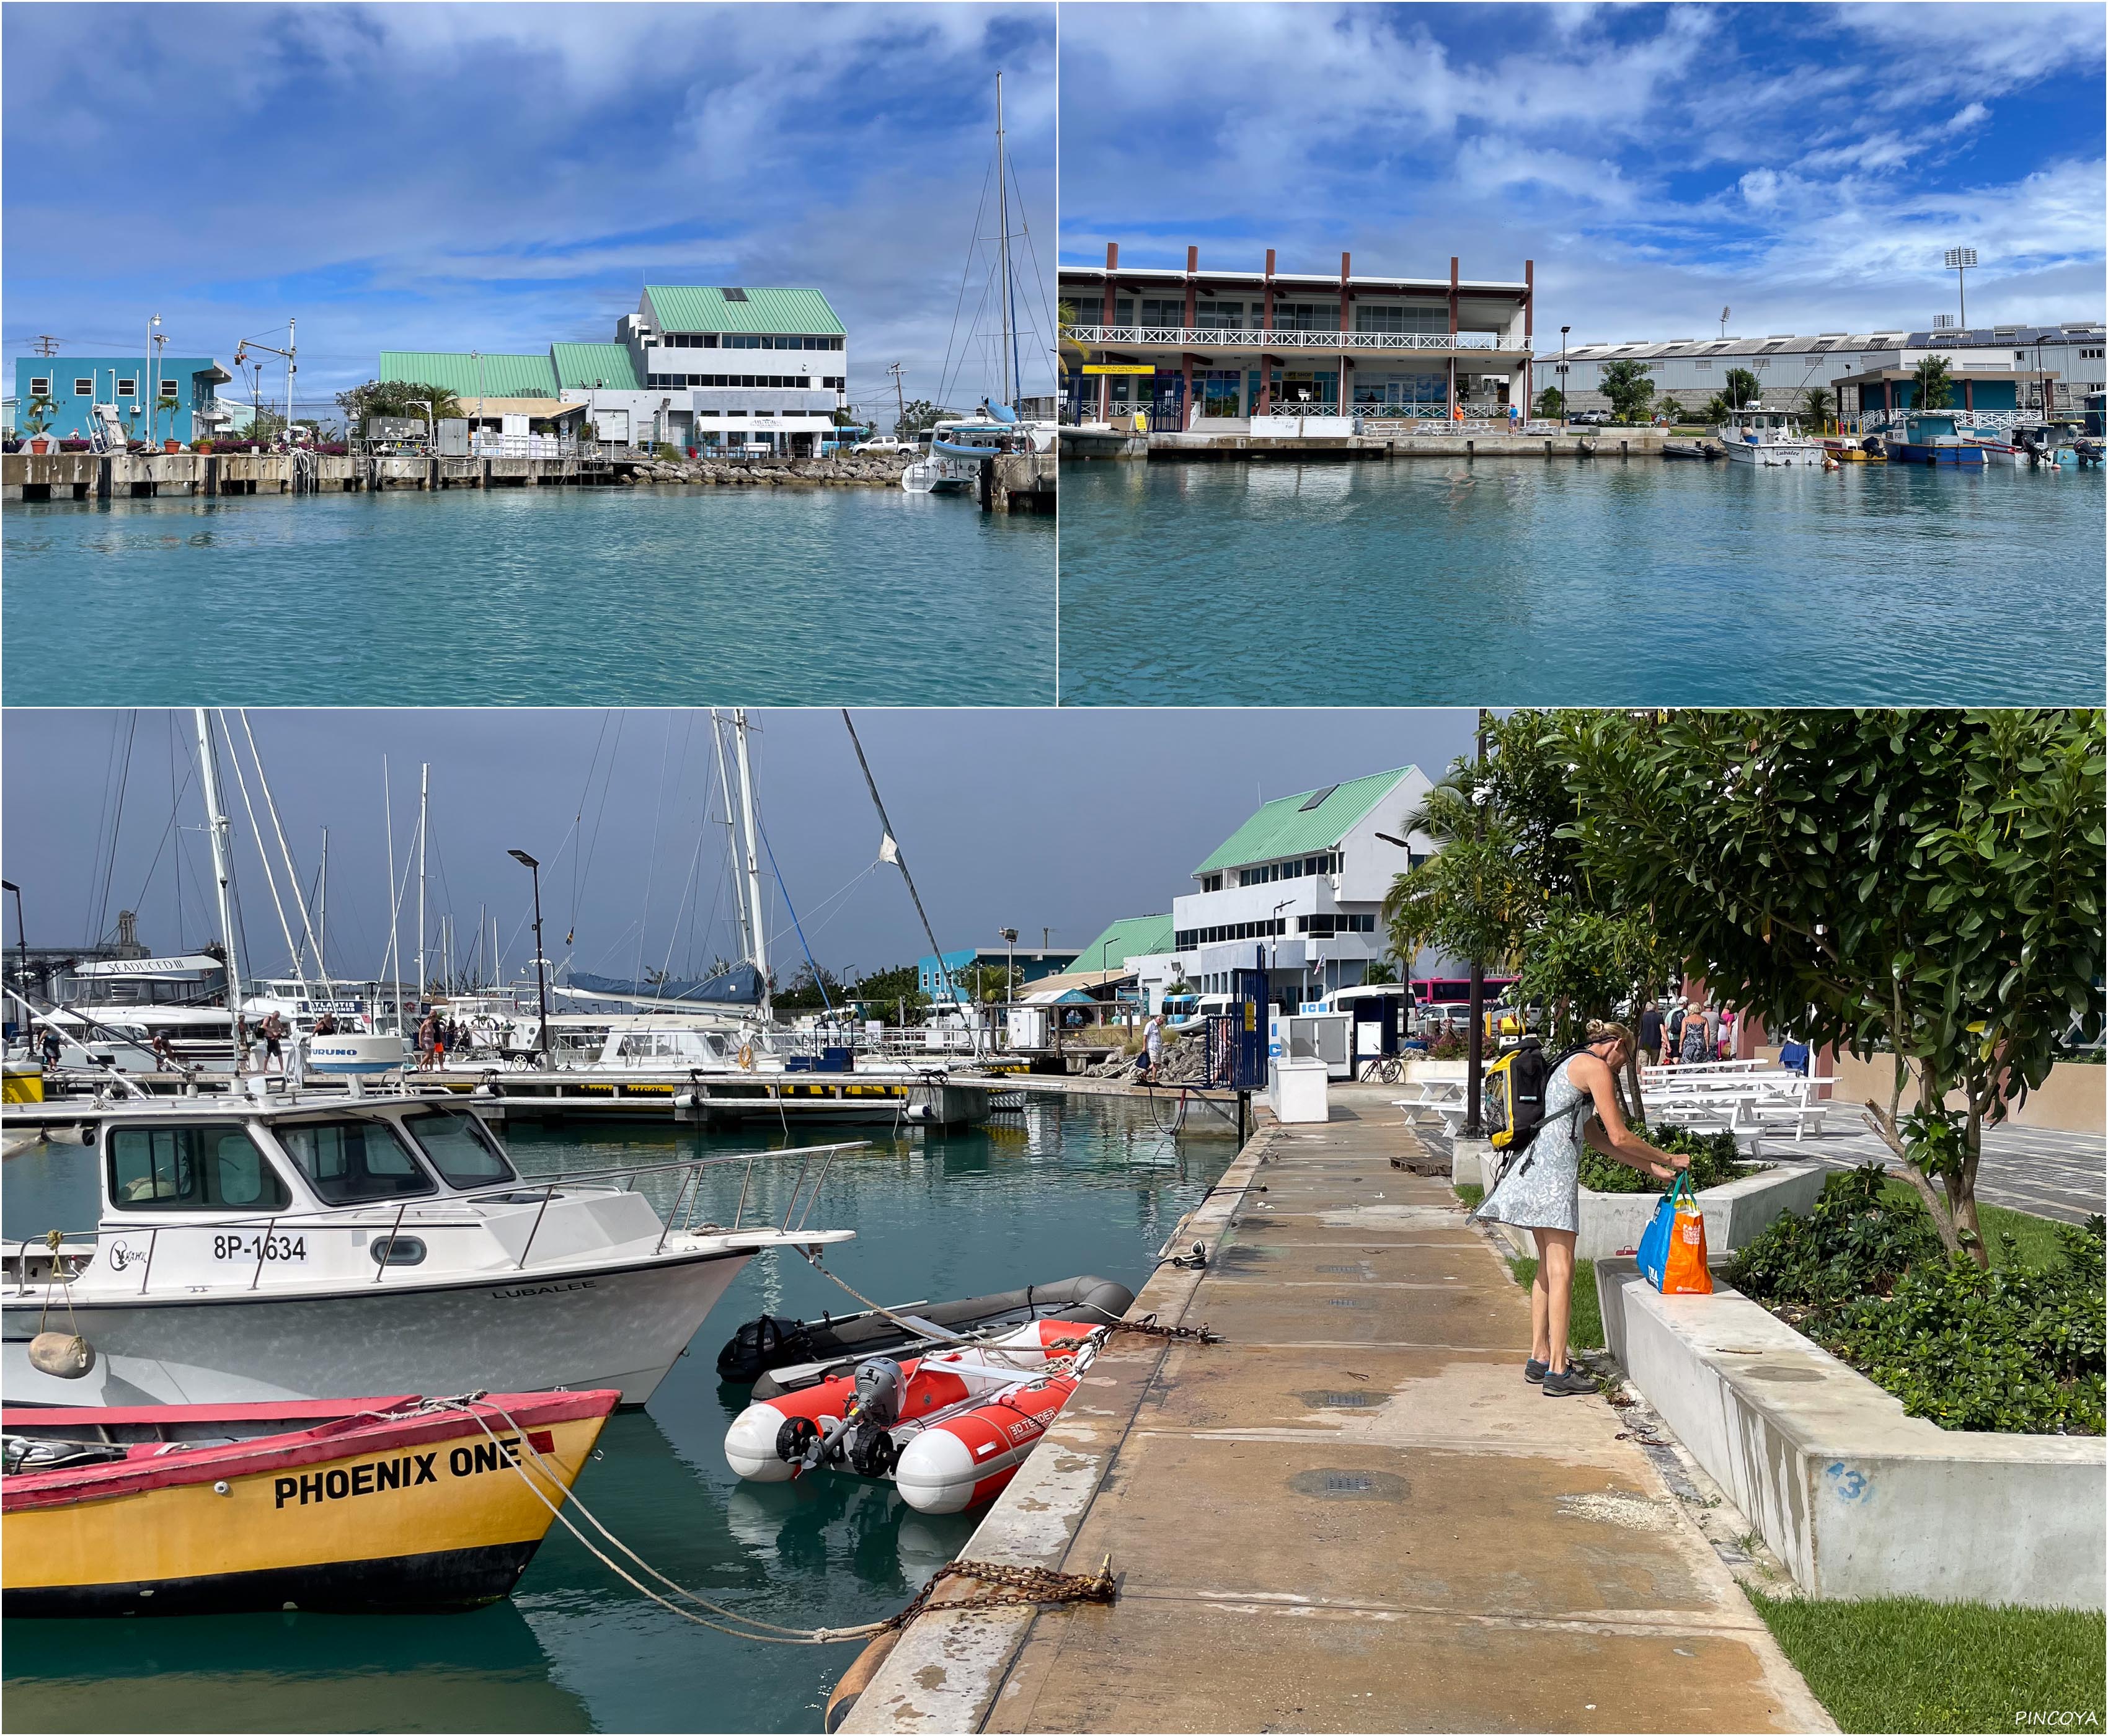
[1549,321,2105,420]
[1060,244,1535,427]
[381,284,848,456]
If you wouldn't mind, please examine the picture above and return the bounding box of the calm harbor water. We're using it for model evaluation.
[2,1095,1233,1734]
[1056,457,2106,705]
[1,486,1054,707]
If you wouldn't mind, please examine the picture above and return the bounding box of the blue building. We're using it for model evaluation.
[918,944,1078,1004]
[14,355,234,445]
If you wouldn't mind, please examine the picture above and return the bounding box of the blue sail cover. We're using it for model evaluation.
[562,963,764,1006]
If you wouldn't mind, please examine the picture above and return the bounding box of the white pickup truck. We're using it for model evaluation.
[850,435,903,453]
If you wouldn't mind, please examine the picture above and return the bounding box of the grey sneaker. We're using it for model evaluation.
[1524,1358,1550,1384]
[1541,1366,1595,1397]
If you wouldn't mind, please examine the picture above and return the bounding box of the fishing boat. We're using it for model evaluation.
[2,1388,614,1614]
[1,1084,855,1409]
[1817,435,1883,462]
[715,1273,1135,1392]
[1716,406,1827,466]
[1888,412,1988,466]
[723,1319,1096,1513]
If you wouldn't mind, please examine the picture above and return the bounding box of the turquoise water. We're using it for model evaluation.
[2,487,1053,706]
[1,1096,1232,1733]
[1056,457,2106,704]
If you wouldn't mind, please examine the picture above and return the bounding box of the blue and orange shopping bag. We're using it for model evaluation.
[1637,1174,1713,1295]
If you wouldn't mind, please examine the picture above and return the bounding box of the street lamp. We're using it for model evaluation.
[1000,927,1017,1041]
[1559,326,1570,429]
[1,880,25,1021]
[508,849,549,1066]
[1944,248,1977,329]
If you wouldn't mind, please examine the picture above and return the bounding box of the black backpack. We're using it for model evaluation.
[1487,1040,1588,1191]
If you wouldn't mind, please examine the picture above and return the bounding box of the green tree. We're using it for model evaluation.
[1656,396,1685,425]
[773,963,847,1011]
[894,399,946,438]
[1801,384,1835,431]
[1056,300,1091,379]
[1512,903,1682,1105]
[1533,386,1565,419]
[1557,708,2105,1266]
[849,963,931,1024]
[20,392,58,437]
[335,379,464,434]
[1380,769,1536,988]
[1722,368,1761,410]
[1912,355,1954,411]
[1600,360,1657,424]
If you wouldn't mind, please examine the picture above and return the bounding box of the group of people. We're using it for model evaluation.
[415,1011,475,1070]
[1636,998,1736,1067]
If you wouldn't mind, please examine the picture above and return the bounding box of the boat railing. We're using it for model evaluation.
[10,1142,867,1290]
[1068,325,1511,352]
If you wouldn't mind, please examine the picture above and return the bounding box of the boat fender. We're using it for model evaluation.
[826,1628,901,1734]
[28,1331,95,1378]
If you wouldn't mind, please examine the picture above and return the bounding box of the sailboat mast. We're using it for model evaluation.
[732,710,771,1022]
[193,709,246,1073]
[841,710,955,1008]
[417,763,428,1011]
[995,71,1014,410]
[385,759,401,1032]
[710,708,755,970]
[317,828,328,989]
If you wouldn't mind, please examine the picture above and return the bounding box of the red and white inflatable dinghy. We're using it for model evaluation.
[723,1318,1097,1514]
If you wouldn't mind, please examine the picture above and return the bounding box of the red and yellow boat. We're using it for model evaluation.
[2,1389,616,1616]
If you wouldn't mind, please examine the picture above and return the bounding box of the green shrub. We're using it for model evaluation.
[1730,1169,2106,1435]
[1727,1163,1945,1309]
[1577,1122,1756,1194]
[1820,1221,2105,1435]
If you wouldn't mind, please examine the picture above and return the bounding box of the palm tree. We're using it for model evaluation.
[1911,355,1954,411]
[1800,384,1834,432]
[1056,301,1091,379]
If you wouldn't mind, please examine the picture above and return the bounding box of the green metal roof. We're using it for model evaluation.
[1070,914,1176,973]
[549,342,640,391]
[643,286,844,337]
[378,352,558,398]
[1192,768,1416,877]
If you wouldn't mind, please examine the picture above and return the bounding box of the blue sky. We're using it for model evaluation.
[0,709,1478,986]
[1060,2,2106,341]
[2,4,1055,422]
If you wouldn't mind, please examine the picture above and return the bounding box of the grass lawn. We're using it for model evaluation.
[1747,1589,2107,1734]
[1874,1177,2077,1269]
[1455,1182,1603,1350]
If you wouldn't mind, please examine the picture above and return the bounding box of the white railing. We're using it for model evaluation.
[470,432,579,459]
[1070,326,1513,352]
[1852,407,2026,434]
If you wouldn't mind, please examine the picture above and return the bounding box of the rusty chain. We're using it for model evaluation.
[883,1556,1117,1632]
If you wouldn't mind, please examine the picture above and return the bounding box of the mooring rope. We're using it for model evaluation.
[433,1396,1116,1647]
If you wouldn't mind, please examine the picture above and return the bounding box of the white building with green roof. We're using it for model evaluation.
[379,282,849,457]
[1135,766,1438,1012]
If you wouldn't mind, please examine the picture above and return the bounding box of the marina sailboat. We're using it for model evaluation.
[903,73,1055,495]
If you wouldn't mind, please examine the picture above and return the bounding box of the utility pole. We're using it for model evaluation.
[1463,708,1490,1139]
[33,335,59,357]
[1001,926,1017,1047]
[733,711,771,1023]
[888,361,906,435]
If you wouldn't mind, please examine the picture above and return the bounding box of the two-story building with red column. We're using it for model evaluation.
[1060,245,1536,428]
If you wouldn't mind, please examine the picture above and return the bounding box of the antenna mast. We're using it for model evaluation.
[193,710,246,1074]
[732,711,771,1022]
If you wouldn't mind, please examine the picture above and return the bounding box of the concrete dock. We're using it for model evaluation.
[1060,426,1669,461]
[847,1088,1831,1734]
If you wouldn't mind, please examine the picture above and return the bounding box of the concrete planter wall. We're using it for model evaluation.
[1474,1150,1825,1263]
[1826,1051,2106,1136]
[1597,1259,2106,1609]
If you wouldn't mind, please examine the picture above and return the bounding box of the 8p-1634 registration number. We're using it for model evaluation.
[213,1233,308,1263]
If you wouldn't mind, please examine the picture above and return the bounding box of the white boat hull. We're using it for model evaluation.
[1720,438,1828,467]
[1,1242,753,1409]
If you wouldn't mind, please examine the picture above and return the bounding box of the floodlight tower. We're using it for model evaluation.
[1944,249,1977,329]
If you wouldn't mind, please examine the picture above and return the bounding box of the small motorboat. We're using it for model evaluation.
[2,1388,617,1616]
[1889,412,1988,466]
[723,1319,1097,1513]
[715,1273,1133,1394]
[1716,406,1827,467]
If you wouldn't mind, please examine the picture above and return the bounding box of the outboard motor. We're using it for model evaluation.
[774,1356,906,1479]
